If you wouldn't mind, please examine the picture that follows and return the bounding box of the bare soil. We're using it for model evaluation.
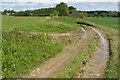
[78,26,109,78]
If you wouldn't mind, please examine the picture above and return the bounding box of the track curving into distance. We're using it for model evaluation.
[24,27,88,78]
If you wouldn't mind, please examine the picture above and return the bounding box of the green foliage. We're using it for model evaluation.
[50,11,60,17]
[2,16,80,78]
[2,29,63,78]
[79,11,118,17]
[79,13,87,19]
[56,2,69,16]
[68,6,77,14]
[69,12,87,19]
[2,9,16,15]
[13,8,55,16]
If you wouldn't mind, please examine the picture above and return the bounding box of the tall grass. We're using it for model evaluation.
[2,29,63,78]
[2,16,79,78]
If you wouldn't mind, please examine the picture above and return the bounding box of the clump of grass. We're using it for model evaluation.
[2,28,63,78]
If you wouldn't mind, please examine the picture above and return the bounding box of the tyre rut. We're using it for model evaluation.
[24,26,88,78]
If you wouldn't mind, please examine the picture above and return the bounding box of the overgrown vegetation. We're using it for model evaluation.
[2,28,63,78]
[2,16,80,78]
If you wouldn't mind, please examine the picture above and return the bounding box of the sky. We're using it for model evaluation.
[2,0,119,2]
[0,0,119,11]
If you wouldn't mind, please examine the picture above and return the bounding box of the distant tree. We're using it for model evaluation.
[99,13,107,17]
[79,13,87,19]
[2,9,15,15]
[94,12,98,16]
[33,8,55,16]
[69,6,77,14]
[50,11,60,17]
[55,2,69,16]
[2,9,7,15]
[69,12,87,19]
[107,11,118,17]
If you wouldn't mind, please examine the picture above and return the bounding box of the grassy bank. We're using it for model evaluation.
[2,29,63,78]
[83,17,118,78]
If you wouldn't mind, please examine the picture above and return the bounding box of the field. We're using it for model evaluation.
[2,16,118,78]
[2,16,78,32]
[2,16,80,77]
[84,17,118,29]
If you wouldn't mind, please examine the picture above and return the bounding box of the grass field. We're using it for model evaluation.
[84,17,118,78]
[84,17,118,29]
[2,16,79,32]
[2,16,80,78]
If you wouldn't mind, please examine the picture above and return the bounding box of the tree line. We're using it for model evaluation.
[79,11,118,17]
[2,2,119,18]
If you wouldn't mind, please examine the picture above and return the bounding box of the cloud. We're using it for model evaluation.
[2,0,119,2]
[26,2,33,4]
[89,4,95,5]
[1,1,118,11]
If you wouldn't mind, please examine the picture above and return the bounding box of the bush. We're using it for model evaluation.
[50,11,60,17]
[69,12,87,19]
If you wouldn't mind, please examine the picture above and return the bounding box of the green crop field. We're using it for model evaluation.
[84,17,118,29]
[84,17,118,78]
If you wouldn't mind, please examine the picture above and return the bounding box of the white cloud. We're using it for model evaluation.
[2,0,119,2]
[89,4,95,6]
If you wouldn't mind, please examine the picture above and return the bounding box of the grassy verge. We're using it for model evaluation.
[82,17,118,78]
[2,29,63,78]
[51,38,99,78]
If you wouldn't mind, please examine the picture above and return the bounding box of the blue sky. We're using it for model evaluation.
[0,0,119,11]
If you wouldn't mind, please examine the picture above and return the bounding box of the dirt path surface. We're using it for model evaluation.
[24,26,88,78]
[24,26,109,78]
[78,27,109,78]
